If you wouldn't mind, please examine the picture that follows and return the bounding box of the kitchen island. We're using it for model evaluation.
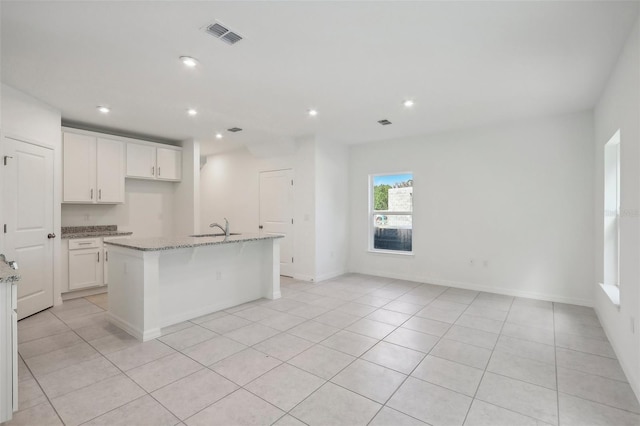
[104,234,283,341]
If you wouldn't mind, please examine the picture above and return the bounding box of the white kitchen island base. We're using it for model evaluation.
[106,235,281,341]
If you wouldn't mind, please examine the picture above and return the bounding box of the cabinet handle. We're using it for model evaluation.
[158,167,161,176]
[78,242,92,245]
[105,251,108,261]
[152,166,155,176]
[97,252,100,263]
[98,189,102,200]
[90,188,94,200]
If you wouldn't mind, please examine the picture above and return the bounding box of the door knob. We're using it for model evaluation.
[47,233,56,239]
[259,225,263,229]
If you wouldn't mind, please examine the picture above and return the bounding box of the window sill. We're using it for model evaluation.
[367,249,414,257]
[599,283,620,310]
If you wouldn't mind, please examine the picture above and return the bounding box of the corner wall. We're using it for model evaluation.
[199,142,317,280]
[594,17,640,400]
[315,138,349,281]
[348,111,595,305]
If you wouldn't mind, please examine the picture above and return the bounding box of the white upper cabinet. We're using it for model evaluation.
[63,133,96,202]
[96,138,125,203]
[156,147,182,181]
[126,143,156,179]
[63,133,125,204]
[126,143,181,181]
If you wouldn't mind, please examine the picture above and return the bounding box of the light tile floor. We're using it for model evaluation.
[5,275,640,426]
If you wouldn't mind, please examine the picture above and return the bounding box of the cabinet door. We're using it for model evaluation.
[156,148,182,181]
[69,248,103,290]
[126,143,156,179]
[63,133,96,202]
[96,138,125,203]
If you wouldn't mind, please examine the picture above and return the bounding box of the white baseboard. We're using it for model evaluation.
[61,286,107,301]
[349,269,593,307]
[107,312,160,342]
[292,273,316,282]
[315,269,347,283]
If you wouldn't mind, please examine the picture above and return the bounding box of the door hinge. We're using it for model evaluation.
[291,179,293,186]
[3,156,12,166]
[292,257,294,263]
[291,218,294,224]
[3,224,6,234]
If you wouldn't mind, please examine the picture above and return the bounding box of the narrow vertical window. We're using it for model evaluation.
[370,173,413,253]
[604,130,620,287]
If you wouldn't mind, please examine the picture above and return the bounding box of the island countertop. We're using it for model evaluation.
[0,261,20,283]
[104,233,283,252]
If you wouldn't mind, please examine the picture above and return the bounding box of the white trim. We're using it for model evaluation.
[367,249,414,256]
[62,126,181,150]
[599,283,621,309]
[292,273,315,282]
[315,269,348,283]
[349,269,594,307]
[107,312,161,342]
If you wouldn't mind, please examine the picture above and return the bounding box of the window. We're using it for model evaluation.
[604,130,620,287]
[370,173,413,253]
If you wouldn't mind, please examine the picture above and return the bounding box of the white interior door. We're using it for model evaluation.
[259,169,294,277]
[3,136,55,319]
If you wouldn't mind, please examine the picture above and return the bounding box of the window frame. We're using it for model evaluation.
[603,130,620,288]
[368,172,414,255]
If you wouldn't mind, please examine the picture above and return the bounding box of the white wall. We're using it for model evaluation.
[61,179,176,239]
[0,84,63,303]
[200,141,317,280]
[173,139,200,236]
[594,17,640,400]
[349,111,595,305]
[315,138,349,280]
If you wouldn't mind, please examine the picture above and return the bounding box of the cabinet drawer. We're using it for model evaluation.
[69,238,101,250]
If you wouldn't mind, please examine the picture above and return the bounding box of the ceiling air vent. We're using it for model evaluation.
[221,32,243,45]
[227,127,243,132]
[206,23,229,37]
[378,119,392,125]
[204,21,243,45]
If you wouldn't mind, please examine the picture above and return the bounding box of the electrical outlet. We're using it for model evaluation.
[84,214,90,221]
[216,271,222,280]
[483,260,489,267]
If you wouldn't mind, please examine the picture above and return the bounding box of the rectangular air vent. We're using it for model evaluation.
[227,127,243,132]
[378,119,392,125]
[221,32,243,45]
[204,21,243,45]
[206,23,229,37]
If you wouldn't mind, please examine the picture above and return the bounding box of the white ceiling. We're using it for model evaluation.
[2,1,638,156]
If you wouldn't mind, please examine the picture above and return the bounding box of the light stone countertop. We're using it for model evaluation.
[61,225,133,239]
[62,231,133,239]
[0,260,20,283]
[104,233,283,252]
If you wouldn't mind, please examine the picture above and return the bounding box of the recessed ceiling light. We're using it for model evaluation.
[403,99,415,108]
[180,56,199,67]
[187,108,198,116]
[308,109,318,117]
[215,133,223,139]
[96,106,110,114]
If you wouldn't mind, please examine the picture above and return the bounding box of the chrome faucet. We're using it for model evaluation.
[209,218,229,237]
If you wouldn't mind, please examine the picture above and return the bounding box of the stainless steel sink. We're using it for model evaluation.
[189,233,241,237]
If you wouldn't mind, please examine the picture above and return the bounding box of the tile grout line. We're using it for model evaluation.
[16,351,67,426]
[16,278,638,425]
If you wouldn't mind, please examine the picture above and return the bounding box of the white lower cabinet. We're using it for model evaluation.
[1,281,18,422]
[65,238,104,292]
